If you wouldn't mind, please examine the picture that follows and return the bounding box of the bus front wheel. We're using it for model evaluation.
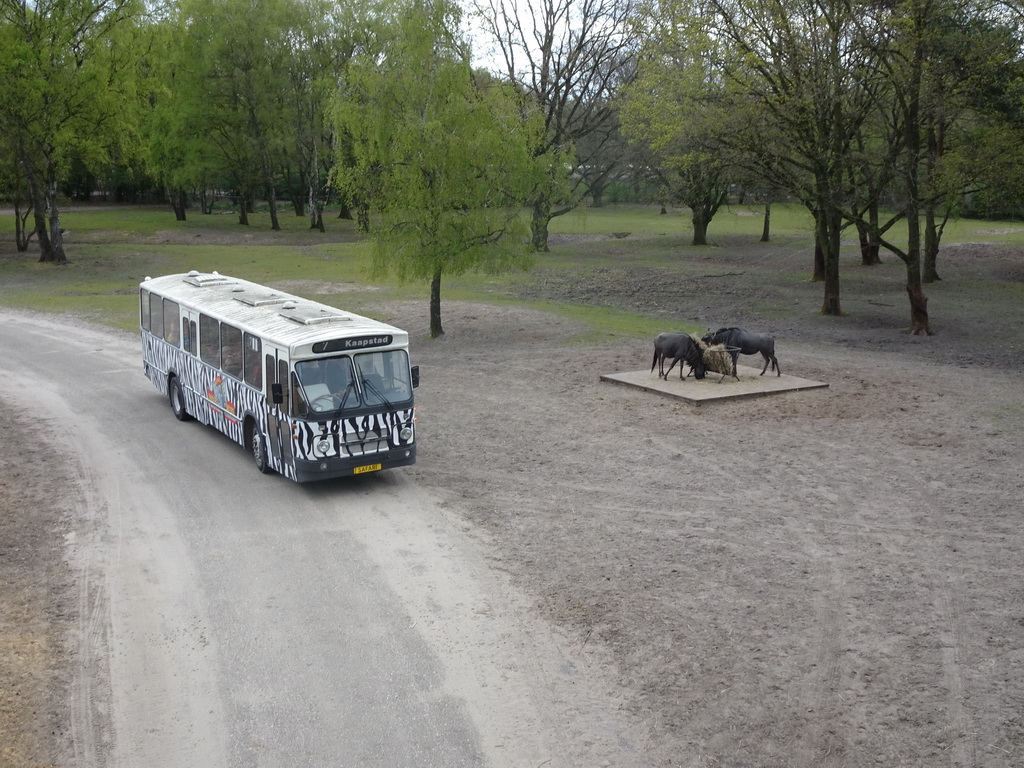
[248,421,273,475]
[169,377,191,422]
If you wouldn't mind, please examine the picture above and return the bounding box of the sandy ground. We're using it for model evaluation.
[3,233,1023,766]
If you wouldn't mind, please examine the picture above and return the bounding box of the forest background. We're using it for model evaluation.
[3,0,1024,336]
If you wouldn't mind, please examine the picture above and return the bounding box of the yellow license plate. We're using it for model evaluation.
[354,463,382,475]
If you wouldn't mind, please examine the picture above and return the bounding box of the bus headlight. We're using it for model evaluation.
[399,426,413,441]
[315,438,333,456]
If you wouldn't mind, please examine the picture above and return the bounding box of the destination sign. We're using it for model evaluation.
[313,335,394,353]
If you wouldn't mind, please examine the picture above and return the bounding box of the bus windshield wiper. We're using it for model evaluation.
[361,377,393,409]
[336,381,355,411]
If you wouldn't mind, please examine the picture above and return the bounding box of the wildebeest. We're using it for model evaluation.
[701,327,780,377]
[651,333,707,380]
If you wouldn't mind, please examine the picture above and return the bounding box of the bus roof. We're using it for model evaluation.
[141,272,408,353]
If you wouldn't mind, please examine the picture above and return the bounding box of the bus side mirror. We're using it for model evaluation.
[411,365,420,389]
[271,382,283,404]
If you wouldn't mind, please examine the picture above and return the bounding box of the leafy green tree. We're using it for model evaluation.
[0,0,142,263]
[334,0,551,337]
[155,0,296,228]
[282,0,380,231]
[619,16,735,245]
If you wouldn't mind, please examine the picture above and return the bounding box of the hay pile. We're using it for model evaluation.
[692,335,734,377]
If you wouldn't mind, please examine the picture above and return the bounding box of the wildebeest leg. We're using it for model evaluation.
[760,353,770,376]
[731,351,739,379]
[665,355,690,380]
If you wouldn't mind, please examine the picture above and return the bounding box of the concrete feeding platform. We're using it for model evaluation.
[600,365,829,405]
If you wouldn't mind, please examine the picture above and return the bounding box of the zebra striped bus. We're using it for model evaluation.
[140,271,418,482]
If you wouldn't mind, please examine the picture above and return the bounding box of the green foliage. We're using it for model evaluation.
[333,0,551,333]
[5,203,1024,339]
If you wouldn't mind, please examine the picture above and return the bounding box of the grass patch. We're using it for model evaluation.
[3,202,1022,345]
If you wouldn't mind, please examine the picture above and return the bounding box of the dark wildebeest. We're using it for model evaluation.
[701,327,780,377]
[651,333,707,380]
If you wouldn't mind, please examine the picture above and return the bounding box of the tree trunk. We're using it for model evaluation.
[530,196,551,252]
[906,282,930,335]
[14,200,33,251]
[809,208,825,282]
[923,205,941,283]
[812,237,825,282]
[338,197,353,220]
[21,155,52,261]
[267,182,280,231]
[904,196,931,334]
[760,202,770,242]
[356,203,370,233]
[43,180,67,264]
[857,220,881,265]
[309,183,318,230]
[238,196,249,225]
[903,20,930,335]
[692,209,708,246]
[309,194,325,231]
[170,187,187,221]
[817,206,842,315]
[429,269,444,338]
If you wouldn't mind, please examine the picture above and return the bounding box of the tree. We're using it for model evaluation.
[637,0,879,314]
[282,0,380,232]
[472,0,638,251]
[334,0,553,337]
[848,0,1022,331]
[156,0,297,229]
[0,0,142,263]
[619,14,736,246]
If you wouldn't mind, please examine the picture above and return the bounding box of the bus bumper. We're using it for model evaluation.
[292,445,416,483]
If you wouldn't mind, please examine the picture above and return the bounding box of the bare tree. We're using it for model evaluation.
[473,0,639,250]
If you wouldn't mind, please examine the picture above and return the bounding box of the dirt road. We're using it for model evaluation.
[0,311,643,767]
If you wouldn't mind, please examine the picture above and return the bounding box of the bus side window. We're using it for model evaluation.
[149,292,164,339]
[264,353,275,399]
[221,324,243,379]
[244,333,262,388]
[279,360,291,416]
[183,319,197,356]
[199,314,220,367]
[163,299,180,346]
[290,370,304,417]
[140,290,150,331]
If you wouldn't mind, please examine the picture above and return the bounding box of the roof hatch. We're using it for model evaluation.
[279,305,353,325]
[234,291,288,307]
[183,270,233,287]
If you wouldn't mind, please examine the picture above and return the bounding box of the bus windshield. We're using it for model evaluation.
[354,349,413,406]
[294,350,412,416]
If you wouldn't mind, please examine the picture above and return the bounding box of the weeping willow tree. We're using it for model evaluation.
[333,0,562,336]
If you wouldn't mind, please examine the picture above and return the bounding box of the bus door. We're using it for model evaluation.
[180,308,199,361]
[264,346,293,471]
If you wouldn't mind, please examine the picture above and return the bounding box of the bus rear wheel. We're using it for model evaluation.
[169,376,191,422]
[248,420,273,475]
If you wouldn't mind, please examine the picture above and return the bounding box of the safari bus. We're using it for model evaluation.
[140,271,418,482]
